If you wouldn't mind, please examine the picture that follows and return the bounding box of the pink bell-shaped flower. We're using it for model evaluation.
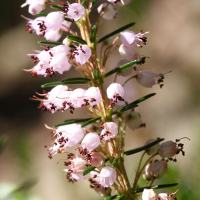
[70,88,86,108]
[136,70,160,88]
[85,87,102,107]
[107,83,124,102]
[99,166,116,187]
[100,122,118,140]
[21,0,46,15]
[81,132,100,152]
[66,3,85,21]
[119,44,138,61]
[45,11,64,31]
[72,45,91,65]
[97,3,117,20]
[145,139,160,155]
[50,52,71,74]
[44,29,62,42]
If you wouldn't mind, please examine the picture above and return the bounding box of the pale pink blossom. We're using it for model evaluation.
[72,45,92,65]
[107,83,124,102]
[49,124,85,157]
[21,0,46,15]
[120,30,149,47]
[70,88,86,108]
[100,122,118,140]
[45,12,64,31]
[99,166,116,187]
[50,52,71,74]
[66,3,85,21]
[44,29,62,42]
[136,70,160,88]
[142,189,156,200]
[85,87,102,107]
[119,44,138,61]
[81,132,100,152]
[97,4,117,20]
[64,155,88,180]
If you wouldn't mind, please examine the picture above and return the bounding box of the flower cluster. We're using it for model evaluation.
[21,0,187,199]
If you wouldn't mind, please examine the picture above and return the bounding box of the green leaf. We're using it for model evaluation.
[100,195,118,200]
[67,35,87,45]
[61,77,90,85]
[111,158,118,167]
[38,41,62,46]
[81,117,102,127]
[98,22,135,43]
[111,104,138,115]
[83,166,96,176]
[35,12,48,16]
[90,25,97,43]
[41,81,62,88]
[53,118,92,128]
[128,93,156,105]
[48,0,61,3]
[111,93,156,115]
[50,5,63,11]
[104,59,141,78]
[93,69,100,80]
[81,0,89,7]
[124,138,164,156]
[0,135,8,155]
[132,183,178,194]
[117,194,125,200]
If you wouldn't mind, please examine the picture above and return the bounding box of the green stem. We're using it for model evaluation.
[122,75,136,87]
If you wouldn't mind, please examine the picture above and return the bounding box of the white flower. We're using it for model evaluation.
[142,189,156,200]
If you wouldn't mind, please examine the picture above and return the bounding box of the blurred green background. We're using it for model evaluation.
[0,0,200,199]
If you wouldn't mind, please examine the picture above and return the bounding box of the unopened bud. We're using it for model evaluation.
[143,163,153,181]
[150,160,168,179]
[145,139,160,155]
[89,152,104,167]
[158,141,178,158]
[63,38,71,46]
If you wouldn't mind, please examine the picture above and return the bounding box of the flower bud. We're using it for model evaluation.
[158,141,178,158]
[89,152,104,167]
[126,111,143,130]
[142,189,156,200]
[143,163,153,181]
[150,160,168,179]
[99,166,116,187]
[81,132,100,152]
[157,193,169,200]
[145,139,160,155]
